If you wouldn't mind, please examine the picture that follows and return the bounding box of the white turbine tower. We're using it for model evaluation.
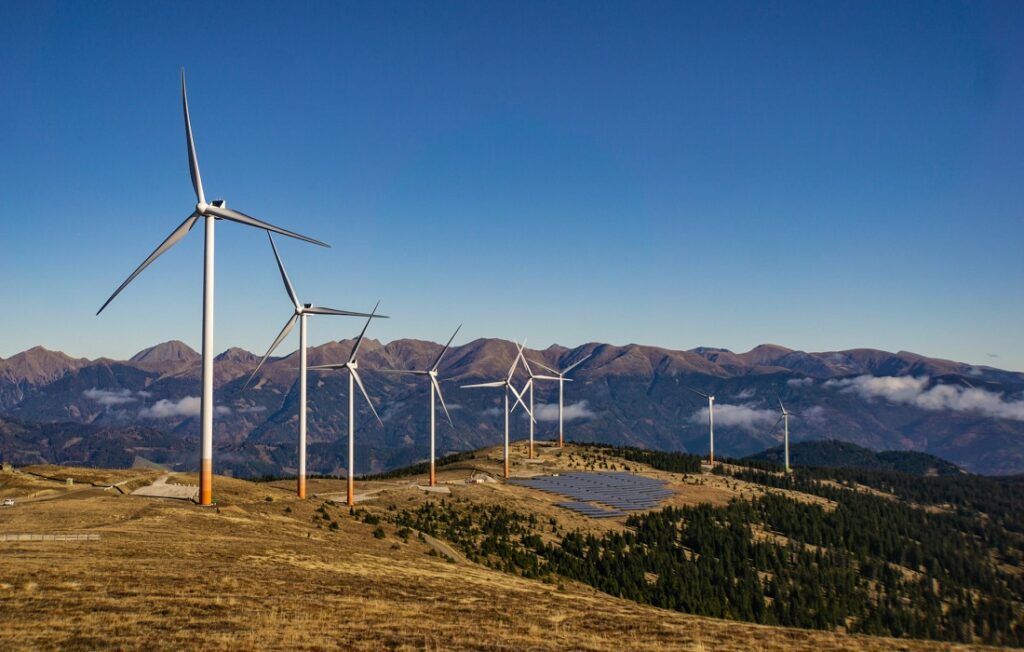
[97,69,328,506]
[528,353,592,448]
[688,387,717,465]
[309,304,384,506]
[243,234,383,499]
[514,350,560,459]
[461,341,535,479]
[378,325,461,487]
[768,397,798,474]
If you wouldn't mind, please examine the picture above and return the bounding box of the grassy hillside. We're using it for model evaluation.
[0,442,1019,650]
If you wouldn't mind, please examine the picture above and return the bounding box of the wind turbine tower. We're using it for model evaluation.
[378,325,461,486]
[97,70,327,506]
[529,354,591,447]
[243,234,381,498]
[515,350,560,458]
[776,398,797,473]
[309,304,385,505]
[688,388,716,465]
[462,341,535,479]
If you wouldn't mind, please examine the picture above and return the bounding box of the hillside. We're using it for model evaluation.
[1,442,1020,649]
[2,339,1024,477]
[746,440,965,476]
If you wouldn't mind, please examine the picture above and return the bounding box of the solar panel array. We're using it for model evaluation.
[510,471,672,519]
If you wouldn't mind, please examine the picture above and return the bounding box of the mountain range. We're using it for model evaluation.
[1,339,1023,476]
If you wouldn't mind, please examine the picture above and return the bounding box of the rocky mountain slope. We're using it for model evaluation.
[1,339,1022,476]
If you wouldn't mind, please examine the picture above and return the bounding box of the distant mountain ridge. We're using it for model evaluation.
[1,339,1023,477]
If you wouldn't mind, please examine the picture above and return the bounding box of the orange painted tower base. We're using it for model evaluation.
[297,476,306,499]
[504,457,510,479]
[429,464,436,487]
[199,458,213,505]
[347,476,355,506]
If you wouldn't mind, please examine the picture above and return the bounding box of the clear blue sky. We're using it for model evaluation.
[1,1,1022,370]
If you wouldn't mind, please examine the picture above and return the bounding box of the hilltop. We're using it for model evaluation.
[745,440,965,476]
[1,442,1020,649]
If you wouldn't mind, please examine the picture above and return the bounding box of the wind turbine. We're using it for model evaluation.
[97,69,328,506]
[514,350,560,459]
[377,325,461,486]
[243,234,384,499]
[308,304,384,506]
[461,341,535,479]
[528,353,592,448]
[688,387,716,465]
[767,397,798,473]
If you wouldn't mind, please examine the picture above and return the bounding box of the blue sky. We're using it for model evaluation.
[1,1,1022,370]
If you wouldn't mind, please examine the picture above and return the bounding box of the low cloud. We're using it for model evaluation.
[825,375,1024,421]
[83,388,137,407]
[139,396,231,419]
[529,401,595,422]
[482,406,502,418]
[236,404,267,414]
[691,403,777,433]
[802,405,827,425]
[786,378,814,388]
[734,388,755,400]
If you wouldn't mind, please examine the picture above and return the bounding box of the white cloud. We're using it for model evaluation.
[83,388,137,406]
[528,401,595,422]
[786,378,814,388]
[734,388,755,400]
[802,405,827,425]
[482,406,502,417]
[136,390,152,398]
[691,403,777,433]
[139,396,231,419]
[236,404,267,414]
[826,375,1024,421]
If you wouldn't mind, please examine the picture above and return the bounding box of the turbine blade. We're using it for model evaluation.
[432,376,453,426]
[203,203,329,248]
[349,301,380,363]
[375,369,429,376]
[521,352,534,378]
[507,340,526,380]
[562,353,592,375]
[243,314,298,390]
[308,363,347,371]
[181,68,205,205]
[461,381,505,389]
[508,380,532,420]
[687,387,710,399]
[532,375,561,381]
[529,359,558,375]
[431,324,462,371]
[765,414,784,440]
[777,396,787,414]
[97,213,199,315]
[351,368,382,427]
[305,306,383,318]
[267,233,300,308]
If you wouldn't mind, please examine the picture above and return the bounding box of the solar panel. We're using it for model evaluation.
[510,471,672,519]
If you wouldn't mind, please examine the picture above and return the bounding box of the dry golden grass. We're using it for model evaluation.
[0,455,996,651]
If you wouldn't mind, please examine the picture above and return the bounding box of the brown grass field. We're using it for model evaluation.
[0,443,998,651]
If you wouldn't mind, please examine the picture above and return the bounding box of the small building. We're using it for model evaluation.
[66,477,74,486]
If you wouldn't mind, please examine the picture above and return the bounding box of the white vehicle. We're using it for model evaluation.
[1,498,14,507]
